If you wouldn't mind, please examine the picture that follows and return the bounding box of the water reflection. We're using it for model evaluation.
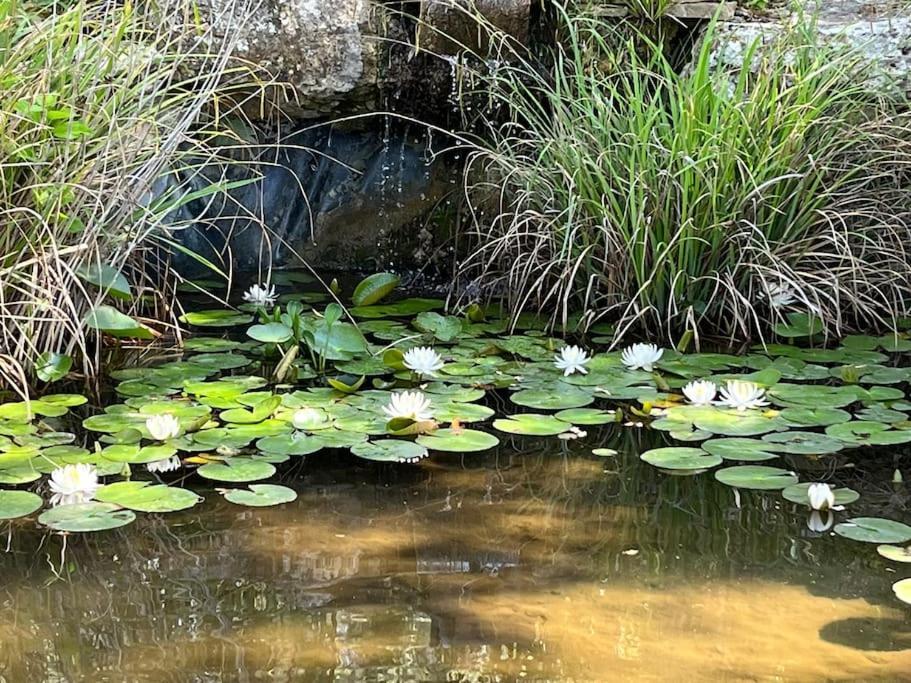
[0,436,909,681]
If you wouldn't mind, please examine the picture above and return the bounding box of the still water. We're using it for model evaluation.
[1,430,910,681]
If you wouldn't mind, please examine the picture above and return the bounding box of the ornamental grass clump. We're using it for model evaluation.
[458,5,911,342]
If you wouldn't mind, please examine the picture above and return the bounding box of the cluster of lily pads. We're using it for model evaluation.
[3,272,911,605]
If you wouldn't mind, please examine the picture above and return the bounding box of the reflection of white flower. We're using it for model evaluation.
[807,510,834,533]
[383,391,434,421]
[767,282,796,309]
[716,380,769,412]
[403,347,444,377]
[146,414,181,441]
[146,456,182,474]
[683,380,717,406]
[48,463,100,506]
[554,345,591,376]
[807,482,835,511]
[621,343,663,371]
[242,282,277,307]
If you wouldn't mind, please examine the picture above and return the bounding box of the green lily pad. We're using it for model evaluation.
[774,312,823,338]
[101,444,177,464]
[493,414,571,436]
[0,490,43,519]
[702,438,780,462]
[95,481,202,513]
[85,305,153,339]
[779,407,852,428]
[350,439,428,463]
[223,484,298,507]
[352,272,400,306]
[38,502,136,532]
[714,465,798,490]
[35,352,73,383]
[892,578,911,606]
[256,434,324,456]
[180,310,253,327]
[349,298,443,319]
[554,408,617,425]
[197,458,276,482]
[0,466,41,484]
[247,322,293,343]
[825,421,911,446]
[220,396,282,424]
[834,517,911,544]
[510,387,594,410]
[781,483,860,507]
[877,545,911,563]
[417,428,500,453]
[760,431,844,455]
[432,402,496,423]
[640,447,722,472]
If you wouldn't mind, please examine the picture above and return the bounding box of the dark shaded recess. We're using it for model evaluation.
[167,122,460,276]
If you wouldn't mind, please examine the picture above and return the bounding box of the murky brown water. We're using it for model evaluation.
[1,432,910,681]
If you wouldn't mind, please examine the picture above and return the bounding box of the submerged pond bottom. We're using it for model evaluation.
[0,440,909,681]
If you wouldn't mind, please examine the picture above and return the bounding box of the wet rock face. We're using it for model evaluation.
[198,0,532,120]
[168,125,458,274]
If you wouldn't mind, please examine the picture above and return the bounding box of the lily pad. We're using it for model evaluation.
[825,421,911,446]
[493,414,571,436]
[223,484,298,507]
[554,408,617,425]
[640,447,722,472]
[760,431,844,455]
[95,481,201,513]
[38,502,136,532]
[0,490,43,519]
[510,387,594,410]
[781,483,860,507]
[180,310,253,327]
[702,438,780,462]
[352,272,400,306]
[351,439,428,463]
[714,465,798,490]
[877,545,911,563]
[247,322,293,343]
[893,578,911,606]
[416,428,500,453]
[197,458,276,482]
[835,517,911,544]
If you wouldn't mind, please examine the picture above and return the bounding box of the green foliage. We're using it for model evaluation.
[460,7,911,340]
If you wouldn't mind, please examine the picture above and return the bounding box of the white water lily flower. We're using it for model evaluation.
[383,391,434,422]
[716,380,769,412]
[621,343,663,372]
[807,482,835,511]
[554,345,591,376]
[146,456,182,474]
[682,380,717,406]
[48,463,100,506]
[146,414,181,441]
[767,282,796,309]
[807,510,834,533]
[242,282,277,307]
[292,408,330,431]
[403,346,444,377]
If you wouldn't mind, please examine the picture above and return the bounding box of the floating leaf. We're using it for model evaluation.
[702,438,780,462]
[834,517,911,544]
[180,310,253,327]
[760,431,844,455]
[352,273,400,306]
[247,322,293,343]
[223,484,298,507]
[774,312,823,338]
[35,352,73,383]
[554,408,616,425]
[640,447,721,472]
[38,502,135,532]
[351,439,428,463]
[417,428,499,453]
[95,481,201,513]
[197,458,276,482]
[0,490,42,519]
[493,414,571,436]
[825,421,911,446]
[877,545,911,563]
[510,387,594,410]
[714,465,798,490]
[893,578,911,606]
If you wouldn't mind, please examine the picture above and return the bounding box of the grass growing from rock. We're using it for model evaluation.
[458,6,911,342]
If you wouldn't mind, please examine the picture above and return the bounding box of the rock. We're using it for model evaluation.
[709,0,911,95]
[417,0,531,55]
[167,124,458,274]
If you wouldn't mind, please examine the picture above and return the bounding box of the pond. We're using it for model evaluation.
[2,274,911,679]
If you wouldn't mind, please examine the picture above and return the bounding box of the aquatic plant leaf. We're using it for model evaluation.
[781,483,859,507]
[220,396,282,424]
[35,352,72,383]
[223,484,298,507]
[183,337,245,352]
[640,447,721,471]
[95,481,201,513]
[417,428,499,453]
[0,466,41,484]
[0,490,42,519]
[688,407,784,437]
[335,357,391,376]
[768,384,863,408]
[779,407,851,428]
[714,465,798,490]
[38,502,135,532]
[422,383,486,402]
[180,310,253,327]
[893,579,911,606]
[188,353,251,371]
[349,298,443,319]
[760,431,844,455]
[773,312,823,338]
[554,408,617,425]
[493,414,571,436]
[414,312,463,342]
[256,434,324,456]
[101,444,177,464]
[352,273,400,306]
[247,322,293,343]
[327,375,365,394]
[825,421,911,446]
[593,448,617,457]
[877,545,911,563]
[510,387,594,410]
[197,458,276,482]
[77,263,132,299]
[351,439,428,463]
[835,517,911,544]
[85,305,153,339]
[432,402,495,423]
[702,438,780,462]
